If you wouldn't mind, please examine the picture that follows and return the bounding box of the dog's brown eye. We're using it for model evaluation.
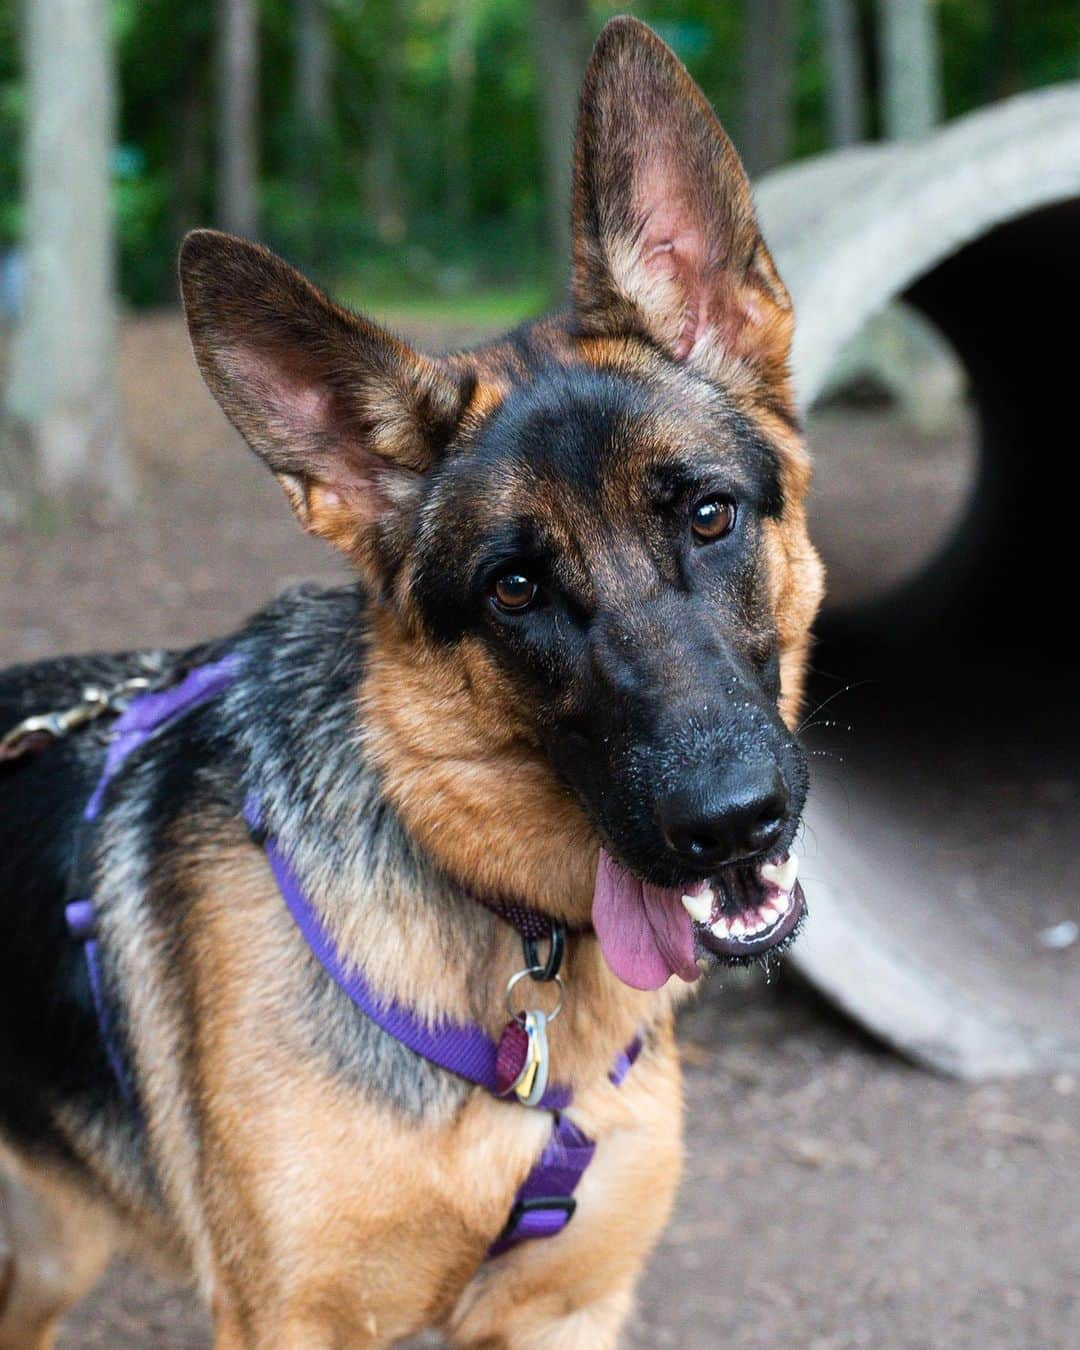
[492,573,538,613]
[691,496,736,542]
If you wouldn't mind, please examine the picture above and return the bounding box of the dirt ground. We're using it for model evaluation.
[2,314,1078,1348]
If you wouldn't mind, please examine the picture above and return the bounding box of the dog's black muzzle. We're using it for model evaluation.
[545,600,807,888]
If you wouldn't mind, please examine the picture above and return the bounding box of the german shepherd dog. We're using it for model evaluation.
[0,18,823,1348]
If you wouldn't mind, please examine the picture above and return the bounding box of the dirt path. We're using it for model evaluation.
[1,315,1076,1348]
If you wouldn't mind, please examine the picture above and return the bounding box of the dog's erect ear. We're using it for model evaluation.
[572,17,792,391]
[179,230,468,561]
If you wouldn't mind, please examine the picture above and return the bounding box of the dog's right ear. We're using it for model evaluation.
[179,230,468,567]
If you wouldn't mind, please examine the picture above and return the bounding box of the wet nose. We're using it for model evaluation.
[657,764,789,868]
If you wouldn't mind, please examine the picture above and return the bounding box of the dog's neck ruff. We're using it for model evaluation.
[63,654,640,1260]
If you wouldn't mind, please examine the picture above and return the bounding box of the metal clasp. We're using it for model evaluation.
[0,677,152,762]
[498,919,568,1107]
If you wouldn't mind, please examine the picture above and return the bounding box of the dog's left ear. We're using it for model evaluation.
[179,230,469,568]
[572,17,792,392]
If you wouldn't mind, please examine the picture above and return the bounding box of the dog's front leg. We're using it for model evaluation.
[450,1285,635,1350]
[212,1299,389,1350]
[446,1019,684,1349]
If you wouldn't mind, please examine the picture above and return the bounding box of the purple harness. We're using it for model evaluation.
[66,656,638,1259]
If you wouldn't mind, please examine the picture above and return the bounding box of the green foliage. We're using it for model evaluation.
[0,1,22,247]
[0,0,1076,311]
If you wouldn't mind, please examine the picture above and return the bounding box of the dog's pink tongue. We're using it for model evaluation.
[593,849,701,990]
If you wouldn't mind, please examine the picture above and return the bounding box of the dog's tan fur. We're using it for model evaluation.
[0,1152,117,1350]
[187,854,682,1346]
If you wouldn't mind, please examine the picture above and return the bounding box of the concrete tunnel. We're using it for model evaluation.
[754,84,1080,1077]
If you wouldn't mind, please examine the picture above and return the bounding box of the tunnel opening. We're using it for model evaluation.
[797,199,1080,1074]
[807,304,977,615]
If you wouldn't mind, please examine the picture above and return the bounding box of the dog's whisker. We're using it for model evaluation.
[795,680,868,734]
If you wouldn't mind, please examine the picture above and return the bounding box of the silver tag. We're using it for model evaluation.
[517,1009,550,1108]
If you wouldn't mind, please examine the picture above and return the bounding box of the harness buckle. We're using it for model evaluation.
[492,1195,577,1252]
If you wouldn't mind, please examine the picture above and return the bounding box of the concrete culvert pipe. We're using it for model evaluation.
[755,85,1080,1078]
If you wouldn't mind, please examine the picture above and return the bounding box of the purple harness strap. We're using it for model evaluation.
[246,796,643,1256]
[68,654,640,1259]
[83,655,243,820]
[65,897,133,1099]
[489,1115,596,1257]
[487,1035,642,1258]
[66,654,244,1101]
[244,795,572,1112]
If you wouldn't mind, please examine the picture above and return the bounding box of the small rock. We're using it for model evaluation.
[1039,920,1078,950]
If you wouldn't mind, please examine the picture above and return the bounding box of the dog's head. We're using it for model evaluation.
[181,18,824,990]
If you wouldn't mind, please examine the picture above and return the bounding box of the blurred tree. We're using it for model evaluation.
[877,0,943,138]
[1,0,130,522]
[447,0,477,233]
[110,0,214,303]
[821,0,866,145]
[1,0,1075,317]
[740,0,798,175]
[365,0,405,243]
[294,0,331,136]
[174,65,211,245]
[292,0,332,264]
[530,0,590,281]
[217,0,259,235]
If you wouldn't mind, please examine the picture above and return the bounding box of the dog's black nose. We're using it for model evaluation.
[657,764,789,868]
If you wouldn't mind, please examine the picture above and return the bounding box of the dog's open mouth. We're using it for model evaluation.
[593,848,806,990]
[679,856,805,961]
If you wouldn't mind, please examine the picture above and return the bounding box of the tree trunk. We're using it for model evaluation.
[295,0,331,134]
[821,0,866,147]
[217,0,259,237]
[170,82,209,246]
[1,0,130,523]
[530,0,590,282]
[984,0,1021,104]
[446,0,476,233]
[876,0,943,140]
[293,0,333,267]
[739,0,798,177]
[365,2,405,243]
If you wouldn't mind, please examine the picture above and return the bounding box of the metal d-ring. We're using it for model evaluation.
[522,919,565,983]
[505,968,564,1023]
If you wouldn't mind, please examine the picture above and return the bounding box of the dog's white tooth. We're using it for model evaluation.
[711,914,731,938]
[761,855,798,893]
[730,916,746,937]
[760,903,780,925]
[681,888,715,924]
